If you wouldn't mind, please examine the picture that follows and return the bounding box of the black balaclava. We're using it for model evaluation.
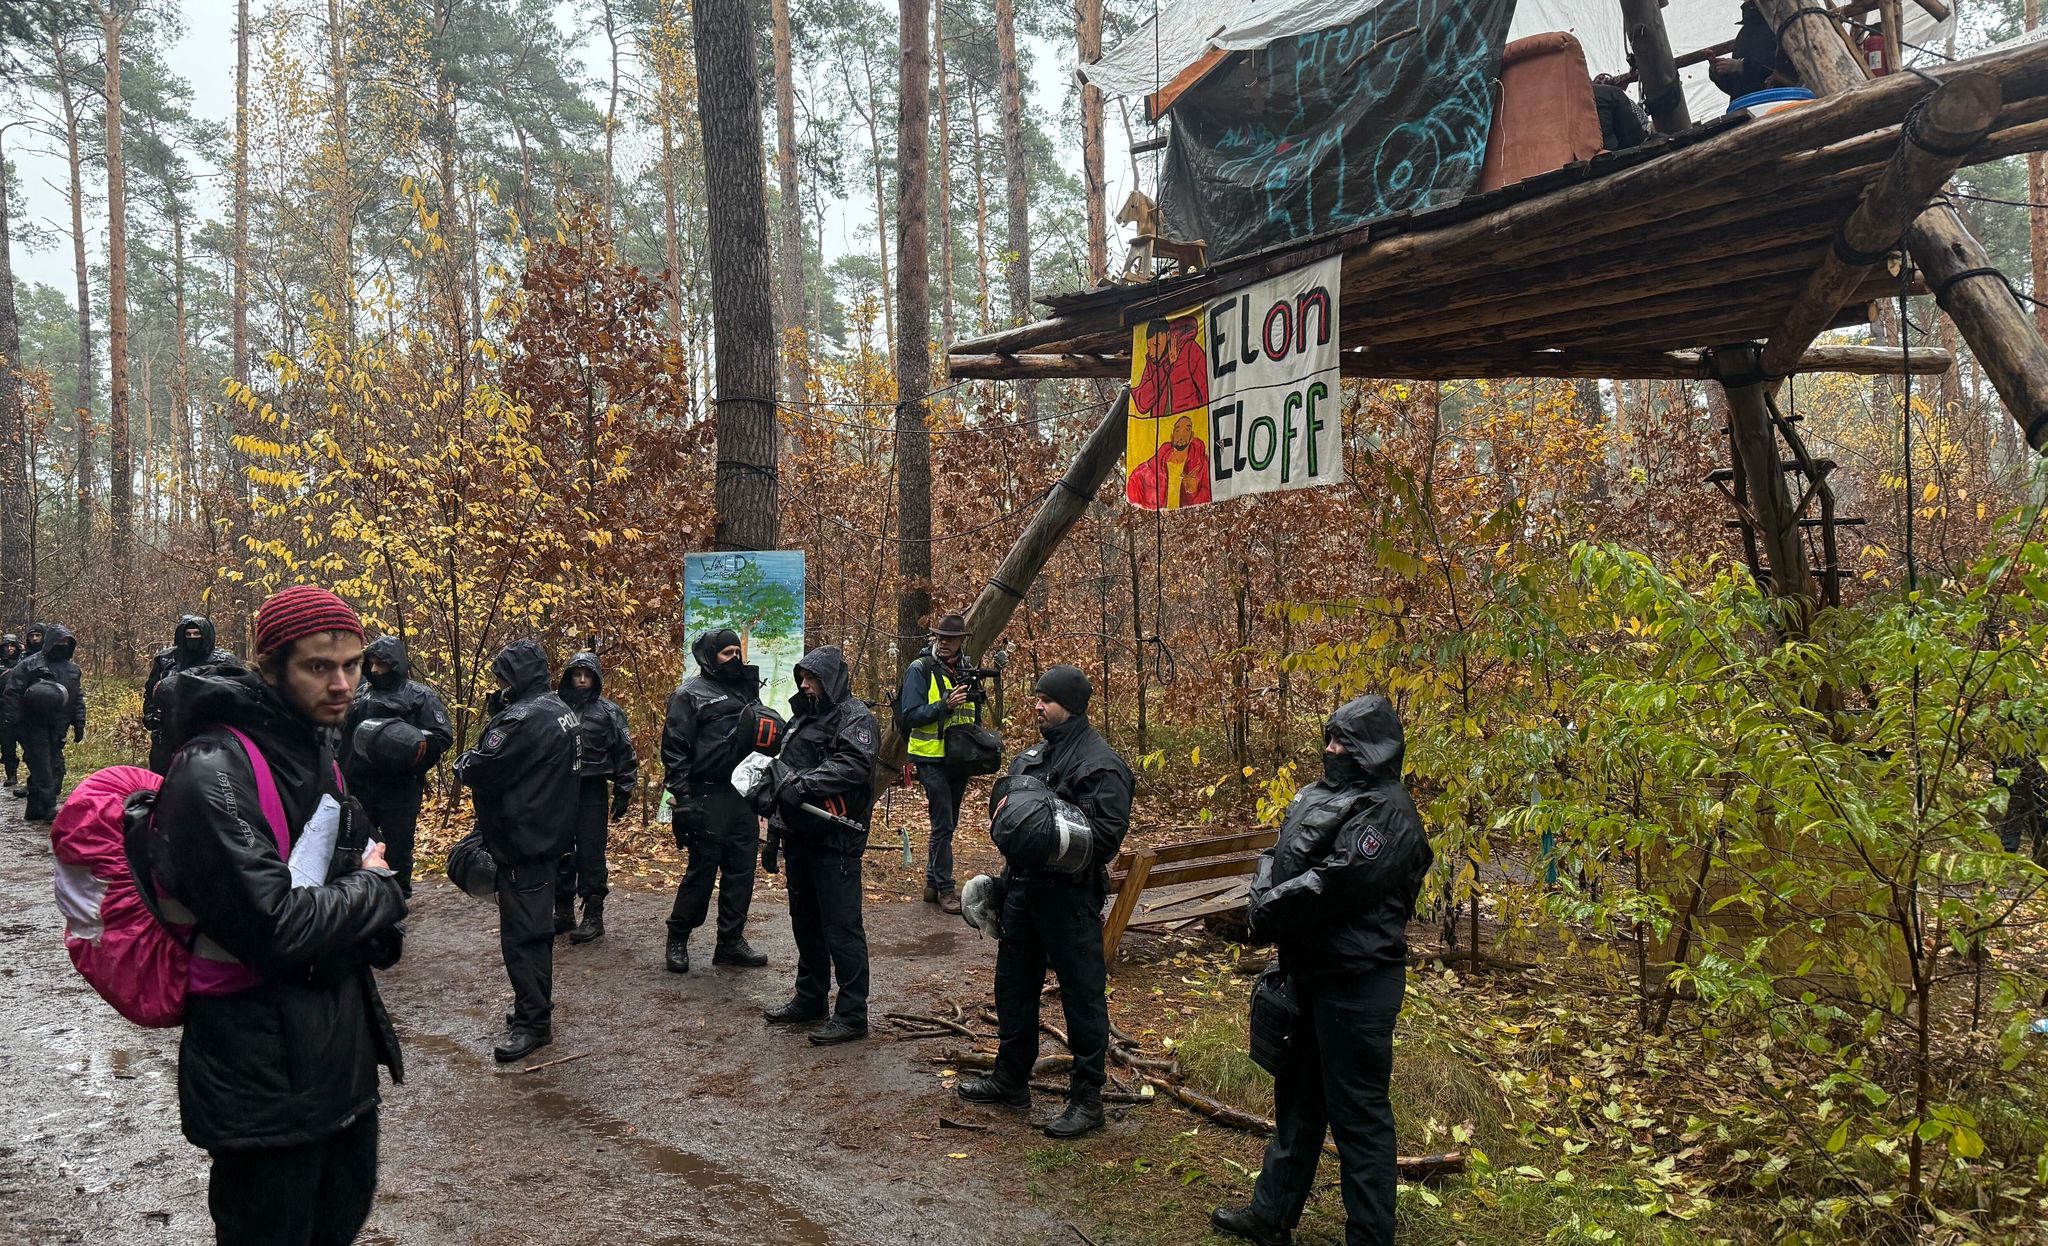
[1322,748,1365,786]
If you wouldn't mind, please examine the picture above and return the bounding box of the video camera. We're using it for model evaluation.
[952,646,1009,709]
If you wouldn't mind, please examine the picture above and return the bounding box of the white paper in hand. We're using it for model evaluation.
[288,794,342,889]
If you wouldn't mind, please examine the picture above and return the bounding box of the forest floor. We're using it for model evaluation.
[5,747,2044,1244]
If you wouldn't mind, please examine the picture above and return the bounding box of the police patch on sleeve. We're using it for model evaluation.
[855,724,875,749]
[483,728,507,751]
[1361,829,1384,860]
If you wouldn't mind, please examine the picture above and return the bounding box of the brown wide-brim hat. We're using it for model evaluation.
[931,613,970,637]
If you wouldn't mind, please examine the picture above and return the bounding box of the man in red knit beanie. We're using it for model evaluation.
[151,584,406,1245]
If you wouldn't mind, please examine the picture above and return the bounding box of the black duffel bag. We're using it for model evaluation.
[1247,963,1299,1076]
[942,723,1004,775]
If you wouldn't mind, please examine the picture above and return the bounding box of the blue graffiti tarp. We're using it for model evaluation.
[1154,0,1515,261]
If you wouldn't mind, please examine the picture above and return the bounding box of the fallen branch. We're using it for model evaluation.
[1140,1074,1465,1178]
[886,1011,982,1040]
[521,1052,590,1074]
[1409,944,1533,971]
[1028,1079,1152,1104]
[938,1116,991,1132]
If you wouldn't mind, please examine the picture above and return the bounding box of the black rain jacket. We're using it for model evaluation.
[144,615,236,731]
[0,634,21,674]
[1249,695,1433,979]
[773,646,880,855]
[457,639,580,865]
[662,632,763,796]
[1006,713,1134,891]
[343,636,455,791]
[559,651,638,792]
[149,662,407,1152]
[2,624,86,733]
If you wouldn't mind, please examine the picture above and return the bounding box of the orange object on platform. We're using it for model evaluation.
[1477,31,1604,193]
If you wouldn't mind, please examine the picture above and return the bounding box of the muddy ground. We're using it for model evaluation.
[0,799,1170,1246]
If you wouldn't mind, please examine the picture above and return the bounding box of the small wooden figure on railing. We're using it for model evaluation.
[1116,190,1208,282]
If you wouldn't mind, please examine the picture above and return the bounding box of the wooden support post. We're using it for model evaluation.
[1102,846,1156,968]
[1713,345,1814,630]
[1758,0,2048,452]
[1761,73,2001,377]
[1620,0,1693,134]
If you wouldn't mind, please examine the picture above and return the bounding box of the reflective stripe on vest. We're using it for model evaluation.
[907,664,978,758]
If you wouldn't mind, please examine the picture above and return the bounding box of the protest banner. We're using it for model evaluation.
[682,551,806,708]
[1125,255,1343,510]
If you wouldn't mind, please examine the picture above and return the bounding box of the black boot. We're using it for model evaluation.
[569,897,605,944]
[493,1028,551,1064]
[554,897,575,936]
[712,938,768,967]
[955,1073,1031,1110]
[808,1017,868,1046]
[664,934,690,973]
[1043,1096,1106,1139]
[1210,1206,1291,1246]
[764,998,826,1025]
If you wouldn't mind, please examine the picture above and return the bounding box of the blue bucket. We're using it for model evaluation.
[1728,86,1816,115]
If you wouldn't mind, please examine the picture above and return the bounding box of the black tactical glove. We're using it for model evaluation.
[609,787,633,822]
[761,831,781,875]
[72,723,84,744]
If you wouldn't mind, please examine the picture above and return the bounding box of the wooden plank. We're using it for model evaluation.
[1112,829,1278,873]
[1126,890,1255,930]
[1761,73,2002,378]
[1101,846,1155,968]
[1135,855,1264,891]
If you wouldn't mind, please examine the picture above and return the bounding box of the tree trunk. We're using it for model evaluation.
[858,54,895,354]
[968,84,992,333]
[2030,0,2048,338]
[995,0,1034,418]
[772,0,810,403]
[933,0,957,349]
[52,35,95,539]
[896,0,934,643]
[1078,0,1107,286]
[328,0,352,346]
[170,201,195,525]
[100,3,134,573]
[603,0,621,228]
[693,0,781,551]
[232,0,251,388]
[433,0,468,400]
[0,128,32,626]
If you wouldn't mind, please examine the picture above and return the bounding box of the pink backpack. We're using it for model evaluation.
[50,727,291,1028]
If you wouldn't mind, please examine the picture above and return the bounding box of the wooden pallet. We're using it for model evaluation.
[1101,828,1278,968]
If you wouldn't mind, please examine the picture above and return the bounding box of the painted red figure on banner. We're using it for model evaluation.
[1125,414,1212,509]
[1131,315,1207,418]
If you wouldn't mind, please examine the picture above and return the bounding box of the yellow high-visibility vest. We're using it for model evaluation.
[908,661,979,758]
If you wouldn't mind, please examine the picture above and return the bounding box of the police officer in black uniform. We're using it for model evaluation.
[663,628,770,973]
[2,624,86,823]
[9,624,44,798]
[556,651,638,943]
[957,665,1132,1139]
[456,639,580,1063]
[0,634,22,788]
[345,636,455,898]
[143,614,237,774]
[763,645,878,1046]
[1211,695,1433,1246]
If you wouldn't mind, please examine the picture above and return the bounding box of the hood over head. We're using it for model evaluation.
[364,635,411,690]
[24,624,44,654]
[490,638,552,704]
[560,650,603,702]
[43,624,76,664]
[793,645,851,707]
[175,614,216,662]
[691,628,742,672]
[164,657,317,753]
[1324,694,1405,780]
[0,635,18,659]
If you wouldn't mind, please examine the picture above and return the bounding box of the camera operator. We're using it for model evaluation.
[897,612,985,915]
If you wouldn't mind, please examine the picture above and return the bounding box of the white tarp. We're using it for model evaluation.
[1088,0,1953,124]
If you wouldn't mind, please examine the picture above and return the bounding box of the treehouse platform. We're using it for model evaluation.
[947,33,2048,430]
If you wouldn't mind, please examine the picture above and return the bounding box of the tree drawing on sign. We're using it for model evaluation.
[685,556,802,657]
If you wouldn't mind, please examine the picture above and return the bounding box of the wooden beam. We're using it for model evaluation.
[1761,73,1999,377]
[1759,0,2048,452]
[962,388,1130,660]
[1620,0,1692,134]
[949,345,1951,383]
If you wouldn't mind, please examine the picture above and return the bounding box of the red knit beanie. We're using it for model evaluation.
[254,586,364,657]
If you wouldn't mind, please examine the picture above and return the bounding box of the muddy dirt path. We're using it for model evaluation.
[0,807,1102,1245]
